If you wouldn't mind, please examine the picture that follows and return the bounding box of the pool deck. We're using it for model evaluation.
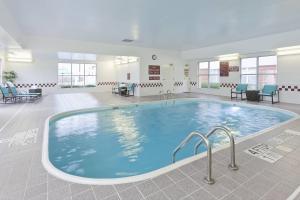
[0,92,300,200]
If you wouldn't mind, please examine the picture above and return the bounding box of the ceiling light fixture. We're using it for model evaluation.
[277,45,300,56]
[7,49,32,63]
[218,53,239,61]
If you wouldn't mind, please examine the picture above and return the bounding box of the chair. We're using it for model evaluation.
[259,85,279,104]
[6,82,39,101]
[126,83,135,96]
[0,84,15,103]
[231,84,248,100]
[6,82,41,97]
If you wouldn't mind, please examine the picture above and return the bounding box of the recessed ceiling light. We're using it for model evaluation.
[277,45,300,56]
[218,53,239,61]
[122,39,134,43]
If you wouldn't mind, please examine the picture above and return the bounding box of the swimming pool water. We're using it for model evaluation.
[48,99,294,179]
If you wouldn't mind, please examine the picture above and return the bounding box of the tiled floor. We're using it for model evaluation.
[0,92,300,200]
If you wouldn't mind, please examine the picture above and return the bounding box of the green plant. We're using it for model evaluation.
[3,71,17,83]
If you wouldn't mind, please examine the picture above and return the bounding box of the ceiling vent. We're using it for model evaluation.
[122,39,134,43]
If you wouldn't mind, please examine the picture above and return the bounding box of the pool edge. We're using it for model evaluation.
[42,98,300,185]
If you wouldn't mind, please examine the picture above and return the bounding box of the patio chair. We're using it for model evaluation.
[126,83,135,96]
[0,84,15,103]
[6,82,39,101]
[259,84,279,104]
[231,84,248,100]
[6,82,41,97]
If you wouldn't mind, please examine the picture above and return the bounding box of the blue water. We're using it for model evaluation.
[49,100,294,178]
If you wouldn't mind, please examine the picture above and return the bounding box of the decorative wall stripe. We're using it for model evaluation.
[174,81,184,87]
[190,81,197,86]
[220,83,238,88]
[16,83,57,88]
[137,82,163,88]
[279,85,300,92]
[97,82,118,86]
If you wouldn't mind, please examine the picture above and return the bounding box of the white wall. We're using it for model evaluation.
[187,56,300,104]
[5,36,185,96]
[277,54,300,104]
[182,29,300,104]
[139,53,185,96]
[0,48,5,83]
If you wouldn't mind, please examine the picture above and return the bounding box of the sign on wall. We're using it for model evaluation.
[148,65,160,75]
[149,76,160,80]
[220,62,229,77]
[229,66,239,72]
[127,73,130,80]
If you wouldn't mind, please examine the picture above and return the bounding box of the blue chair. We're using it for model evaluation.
[0,84,15,103]
[6,82,41,97]
[126,83,135,96]
[259,85,279,104]
[231,84,248,100]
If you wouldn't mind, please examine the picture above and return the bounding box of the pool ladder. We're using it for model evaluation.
[172,126,238,185]
[159,90,175,102]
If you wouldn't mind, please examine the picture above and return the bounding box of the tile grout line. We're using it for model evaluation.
[0,103,26,134]
[112,185,122,200]
[22,152,35,200]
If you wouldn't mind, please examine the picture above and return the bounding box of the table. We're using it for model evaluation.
[29,88,42,97]
[246,90,260,101]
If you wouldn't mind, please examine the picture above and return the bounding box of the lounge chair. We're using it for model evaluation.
[126,83,135,96]
[259,84,279,104]
[5,82,39,101]
[0,84,15,103]
[6,82,41,97]
[231,84,248,100]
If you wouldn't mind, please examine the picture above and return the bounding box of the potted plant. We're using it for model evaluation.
[3,70,17,83]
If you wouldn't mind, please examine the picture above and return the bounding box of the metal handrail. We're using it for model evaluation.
[194,126,238,170]
[159,90,166,100]
[172,131,215,184]
[166,90,173,100]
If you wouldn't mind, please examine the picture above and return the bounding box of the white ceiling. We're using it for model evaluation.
[3,0,300,50]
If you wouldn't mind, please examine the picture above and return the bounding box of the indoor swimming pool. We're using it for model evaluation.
[43,99,296,183]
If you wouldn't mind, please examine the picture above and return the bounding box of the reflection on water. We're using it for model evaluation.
[111,110,144,162]
[62,159,84,175]
[49,100,294,178]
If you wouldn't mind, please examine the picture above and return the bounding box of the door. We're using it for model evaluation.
[161,64,174,93]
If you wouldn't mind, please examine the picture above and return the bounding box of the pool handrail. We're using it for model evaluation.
[194,125,238,170]
[172,131,214,184]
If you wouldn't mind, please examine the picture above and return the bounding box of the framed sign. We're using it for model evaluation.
[220,62,229,77]
[229,66,239,72]
[149,76,160,80]
[127,73,130,80]
[148,65,160,75]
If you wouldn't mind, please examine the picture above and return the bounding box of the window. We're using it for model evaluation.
[198,62,209,88]
[241,57,257,90]
[258,56,277,88]
[198,61,220,88]
[241,56,277,89]
[58,63,96,87]
[209,61,220,88]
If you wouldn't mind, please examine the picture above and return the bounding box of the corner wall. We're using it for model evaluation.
[5,36,186,96]
[182,30,300,104]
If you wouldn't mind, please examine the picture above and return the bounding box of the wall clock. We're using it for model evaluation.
[152,54,157,60]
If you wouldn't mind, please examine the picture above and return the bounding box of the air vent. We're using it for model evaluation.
[122,39,134,43]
